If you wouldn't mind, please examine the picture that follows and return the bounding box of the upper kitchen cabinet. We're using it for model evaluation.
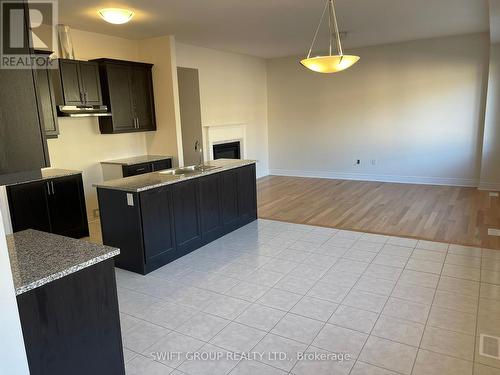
[0,3,50,185]
[34,50,59,138]
[52,59,103,106]
[91,58,157,134]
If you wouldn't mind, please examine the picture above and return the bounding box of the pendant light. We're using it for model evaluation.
[300,0,359,73]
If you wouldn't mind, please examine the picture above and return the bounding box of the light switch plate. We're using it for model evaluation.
[126,193,134,206]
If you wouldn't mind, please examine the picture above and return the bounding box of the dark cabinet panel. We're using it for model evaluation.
[140,187,176,265]
[53,59,103,106]
[59,60,82,104]
[7,174,89,239]
[123,163,153,177]
[198,173,224,242]
[0,3,49,184]
[92,59,156,134]
[79,62,102,105]
[238,164,257,221]
[132,67,155,131]
[35,60,59,138]
[7,181,51,233]
[104,64,135,131]
[221,169,239,227]
[151,159,172,172]
[18,259,125,375]
[48,175,89,238]
[172,180,202,254]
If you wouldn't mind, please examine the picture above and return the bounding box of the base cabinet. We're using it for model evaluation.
[98,164,257,274]
[7,174,89,238]
[17,259,125,375]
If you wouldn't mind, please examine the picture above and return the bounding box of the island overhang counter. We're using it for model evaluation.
[95,159,258,275]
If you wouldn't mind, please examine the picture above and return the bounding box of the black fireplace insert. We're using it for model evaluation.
[213,141,241,160]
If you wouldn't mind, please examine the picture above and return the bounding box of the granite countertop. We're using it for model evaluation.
[7,230,119,295]
[101,155,173,166]
[7,168,82,186]
[94,159,256,193]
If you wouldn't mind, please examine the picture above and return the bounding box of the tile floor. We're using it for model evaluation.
[116,219,500,375]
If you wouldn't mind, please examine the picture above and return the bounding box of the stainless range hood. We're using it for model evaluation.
[57,105,111,117]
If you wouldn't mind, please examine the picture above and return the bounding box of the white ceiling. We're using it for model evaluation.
[57,0,490,58]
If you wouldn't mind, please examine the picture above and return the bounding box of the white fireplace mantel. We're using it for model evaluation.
[202,123,247,161]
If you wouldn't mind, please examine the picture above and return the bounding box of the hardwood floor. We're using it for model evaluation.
[257,176,500,250]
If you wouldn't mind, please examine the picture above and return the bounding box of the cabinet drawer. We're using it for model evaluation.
[124,163,152,177]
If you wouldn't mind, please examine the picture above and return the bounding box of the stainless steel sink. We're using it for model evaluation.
[159,164,222,176]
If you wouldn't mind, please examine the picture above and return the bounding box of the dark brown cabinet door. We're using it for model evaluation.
[172,180,202,255]
[132,67,155,131]
[198,173,224,241]
[48,175,89,238]
[35,68,59,138]
[59,60,83,105]
[79,62,102,105]
[7,181,51,233]
[140,186,176,265]
[221,169,239,227]
[238,165,257,221]
[106,64,135,131]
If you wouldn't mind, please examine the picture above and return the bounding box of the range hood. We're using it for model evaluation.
[57,105,111,117]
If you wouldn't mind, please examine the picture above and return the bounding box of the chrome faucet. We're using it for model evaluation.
[194,140,203,166]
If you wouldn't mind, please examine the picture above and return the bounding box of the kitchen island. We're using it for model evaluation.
[95,159,257,274]
[7,230,124,375]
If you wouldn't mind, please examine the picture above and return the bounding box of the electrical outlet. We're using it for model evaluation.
[355,159,361,166]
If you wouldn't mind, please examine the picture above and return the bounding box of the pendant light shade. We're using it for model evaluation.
[300,55,360,73]
[301,0,359,73]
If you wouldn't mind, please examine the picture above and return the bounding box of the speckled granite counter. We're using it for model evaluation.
[94,159,256,193]
[7,229,119,295]
[101,155,173,166]
[6,168,82,186]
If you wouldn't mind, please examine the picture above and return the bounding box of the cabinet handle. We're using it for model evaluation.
[46,182,51,196]
[136,168,146,172]
[151,163,155,172]
[84,92,88,104]
[136,118,140,129]
[51,181,55,195]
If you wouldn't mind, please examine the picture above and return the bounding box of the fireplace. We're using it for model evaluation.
[213,141,241,160]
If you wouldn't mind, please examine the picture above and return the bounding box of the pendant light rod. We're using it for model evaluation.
[306,0,329,59]
[329,0,343,56]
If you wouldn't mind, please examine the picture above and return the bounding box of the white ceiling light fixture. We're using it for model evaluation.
[98,8,135,24]
[301,0,359,73]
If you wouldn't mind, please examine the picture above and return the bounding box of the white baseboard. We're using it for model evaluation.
[268,169,479,187]
[478,182,500,192]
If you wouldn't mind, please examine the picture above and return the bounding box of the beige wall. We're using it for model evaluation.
[175,43,269,177]
[47,29,147,220]
[267,33,490,186]
[480,43,500,190]
[139,36,183,167]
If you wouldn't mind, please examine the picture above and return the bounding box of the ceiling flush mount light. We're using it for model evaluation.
[98,8,135,24]
[301,0,359,73]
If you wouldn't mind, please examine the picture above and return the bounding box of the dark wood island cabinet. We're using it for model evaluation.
[7,230,124,375]
[96,160,257,274]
